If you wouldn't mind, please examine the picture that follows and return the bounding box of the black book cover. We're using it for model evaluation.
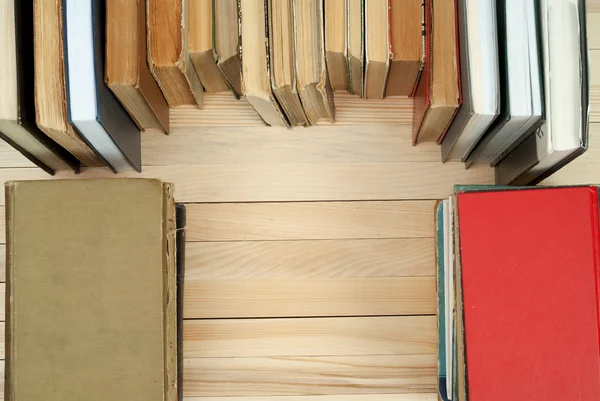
[175,203,186,401]
[1,1,80,175]
[63,0,141,172]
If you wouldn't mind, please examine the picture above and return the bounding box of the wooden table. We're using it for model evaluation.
[0,6,597,400]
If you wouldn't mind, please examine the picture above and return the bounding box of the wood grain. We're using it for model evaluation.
[0,141,35,167]
[185,239,435,279]
[169,93,413,127]
[183,277,435,319]
[142,125,440,166]
[185,201,435,241]
[182,354,437,396]
[183,316,436,358]
[0,163,493,204]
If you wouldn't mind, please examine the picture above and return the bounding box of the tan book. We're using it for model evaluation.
[325,0,349,91]
[294,0,335,124]
[268,0,308,126]
[188,0,231,93]
[364,0,391,99]
[241,0,289,127]
[147,0,204,107]
[31,0,103,168]
[5,179,178,401]
[215,0,243,98]
[347,0,365,97]
[386,0,424,96]
[106,0,170,133]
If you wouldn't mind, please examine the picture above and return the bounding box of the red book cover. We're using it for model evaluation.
[457,187,600,401]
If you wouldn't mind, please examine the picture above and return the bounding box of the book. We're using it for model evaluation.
[412,0,461,145]
[294,0,335,124]
[347,0,365,97]
[267,0,308,126]
[5,179,179,401]
[464,0,543,168]
[105,0,170,133]
[147,0,204,107]
[214,0,243,98]
[440,0,500,162]
[187,0,231,93]
[364,0,391,99]
[494,0,589,185]
[325,0,349,91]
[64,0,141,172]
[453,186,600,400]
[34,0,104,167]
[385,0,424,97]
[240,0,289,127]
[175,203,186,401]
[0,0,80,175]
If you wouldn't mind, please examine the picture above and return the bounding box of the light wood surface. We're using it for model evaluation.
[0,12,598,400]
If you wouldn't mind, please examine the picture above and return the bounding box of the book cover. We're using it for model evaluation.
[456,186,600,401]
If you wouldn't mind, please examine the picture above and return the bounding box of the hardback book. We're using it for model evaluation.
[347,0,365,97]
[412,0,461,145]
[441,0,500,162]
[147,0,204,107]
[325,0,349,91]
[105,0,170,133]
[452,186,600,401]
[214,0,243,98]
[465,0,543,168]
[240,0,289,127]
[385,0,424,97]
[64,0,141,172]
[364,0,391,99]
[267,0,308,126]
[34,0,104,167]
[494,0,588,185]
[294,0,335,124]
[5,179,180,401]
[175,203,186,401]
[187,0,231,93]
[0,0,80,175]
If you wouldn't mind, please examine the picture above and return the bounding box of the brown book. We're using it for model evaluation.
[215,0,243,98]
[294,0,335,124]
[386,0,425,96]
[364,0,391,99]
[241,0,289,127]
[187,0,231,93]
[106,0,170,133]
[325,0,349,91]
[412,0,461,144]
[5,179,178,401]
[347,0,365,97]
[268,0,308,126]
[147,0,204,107]
[33,0,104,167]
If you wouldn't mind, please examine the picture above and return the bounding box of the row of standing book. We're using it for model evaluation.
[416,0,590,185]
[437,184,600,401]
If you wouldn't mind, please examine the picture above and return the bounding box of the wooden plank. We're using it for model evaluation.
[0,163,494,204]
[184,396,437,401]
[169,93,413,128]
[142,126,440,166]
[186,201,435,241]
[183,277,435,319]
[183,316,436,358]
[186,239,435,279]
[182,354,437,396]
[0,143,36,168]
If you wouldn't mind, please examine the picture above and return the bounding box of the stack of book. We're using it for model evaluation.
[4,179,186,400]
[0,0,590,186]
[418,0,589,185]
[436,185,600,401]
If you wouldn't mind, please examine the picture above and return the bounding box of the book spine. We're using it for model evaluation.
[163,183,178,401]
[4,182,16,401]
[175,203,186,401]
[590,188,600,349]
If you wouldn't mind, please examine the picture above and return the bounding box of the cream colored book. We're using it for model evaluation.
[215,0,243,97]
[364,0,391,99]
[294,0,335,124]
[347,0,365,97]
[325,0,349,91]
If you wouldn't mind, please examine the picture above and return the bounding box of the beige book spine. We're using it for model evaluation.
[163,183,178,401]
[4,182,15,401]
